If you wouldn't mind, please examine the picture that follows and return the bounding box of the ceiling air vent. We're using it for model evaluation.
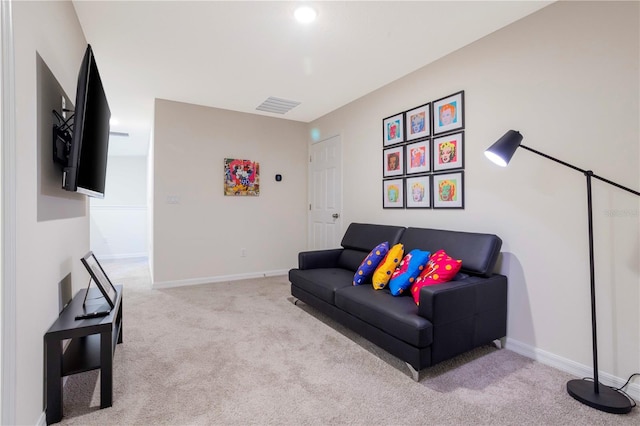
[256,96,301,114]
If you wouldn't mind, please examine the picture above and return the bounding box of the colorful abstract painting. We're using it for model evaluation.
[224,158,260,196]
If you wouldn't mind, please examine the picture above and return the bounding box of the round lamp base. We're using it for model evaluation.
[567,379,633,414]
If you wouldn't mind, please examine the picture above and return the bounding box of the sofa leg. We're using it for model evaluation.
[494,337,507,349]
[405,363,421,382]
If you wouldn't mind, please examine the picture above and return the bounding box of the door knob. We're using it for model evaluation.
[332,213,340,219]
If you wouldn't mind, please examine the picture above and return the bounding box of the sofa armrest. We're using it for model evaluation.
[417,274,507,325]
[298,249,344,270]
[417,274,507,365]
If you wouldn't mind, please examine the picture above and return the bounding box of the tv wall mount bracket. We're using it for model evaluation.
[52,109,75,166]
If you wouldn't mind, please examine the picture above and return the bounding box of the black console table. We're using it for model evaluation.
[44,284,123,424]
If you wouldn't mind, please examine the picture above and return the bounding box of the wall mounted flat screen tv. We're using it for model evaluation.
[61,44,111,198]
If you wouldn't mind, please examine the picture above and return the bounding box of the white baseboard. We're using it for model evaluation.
[152,269,288,289]
[506,337,640,401]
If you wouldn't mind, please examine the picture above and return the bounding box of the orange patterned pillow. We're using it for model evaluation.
[410,249,462,304]
[372,243,404,290]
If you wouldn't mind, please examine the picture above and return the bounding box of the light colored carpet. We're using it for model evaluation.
[58,258,638,425]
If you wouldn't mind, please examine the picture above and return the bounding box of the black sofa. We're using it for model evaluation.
[288,223,507,380]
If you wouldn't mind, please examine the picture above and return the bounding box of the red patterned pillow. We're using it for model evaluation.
[410,249,462,305]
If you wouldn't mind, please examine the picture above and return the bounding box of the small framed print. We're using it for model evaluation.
[383,146,404,177]
[433,91,464,135]
[433,171,464,209]
[406,175,431,209]
[405,103,430,141]
[406,140,430,175]
[224,158,260,196]
[383,178,404,208]
[433,132,464,171]
[383,113,404,146]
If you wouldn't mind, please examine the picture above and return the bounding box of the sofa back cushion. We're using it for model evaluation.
[400,227,502,277]
[337,223,405,271]
[338,249,370,272]
[341,223,405,251]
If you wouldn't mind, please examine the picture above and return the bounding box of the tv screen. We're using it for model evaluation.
[63,44,111,198]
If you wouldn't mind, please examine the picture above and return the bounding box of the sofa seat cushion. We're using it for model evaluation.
[289,268,354,304]
[334,285,433,348]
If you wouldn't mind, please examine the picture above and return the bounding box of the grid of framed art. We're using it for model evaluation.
[382,90,465,209]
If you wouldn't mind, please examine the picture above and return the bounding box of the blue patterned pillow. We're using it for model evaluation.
[353,242,390,285]
[388,249,431,296]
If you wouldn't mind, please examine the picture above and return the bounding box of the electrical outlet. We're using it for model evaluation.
[240,248,247,257]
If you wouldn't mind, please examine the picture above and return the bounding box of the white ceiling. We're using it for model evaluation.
[71,0,552,156]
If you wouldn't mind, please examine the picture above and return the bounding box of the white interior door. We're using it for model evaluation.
[309,135,342,249]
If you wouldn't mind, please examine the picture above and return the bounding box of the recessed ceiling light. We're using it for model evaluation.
[294,6,317,24]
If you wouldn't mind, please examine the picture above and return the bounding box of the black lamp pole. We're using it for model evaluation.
[485,131,638,414]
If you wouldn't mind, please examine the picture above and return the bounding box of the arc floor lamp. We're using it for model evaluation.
[485,130,638,414]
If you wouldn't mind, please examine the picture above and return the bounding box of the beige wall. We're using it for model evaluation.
[12,1,89,424]
[310,1,639,384]
[152,99,308,285]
